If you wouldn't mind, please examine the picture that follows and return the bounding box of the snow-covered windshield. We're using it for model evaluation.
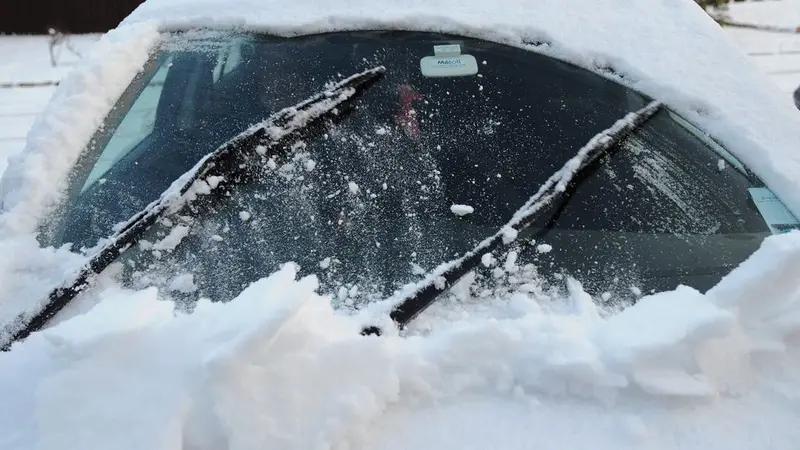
[47,30,780,309]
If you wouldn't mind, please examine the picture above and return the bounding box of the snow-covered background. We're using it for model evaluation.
[726,0,800,101]
[0,34,100,175]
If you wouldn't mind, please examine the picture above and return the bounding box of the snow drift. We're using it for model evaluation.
[2,231,800,450]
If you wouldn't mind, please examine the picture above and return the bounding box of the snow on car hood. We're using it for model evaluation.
[2,235,800,450]
[2,1,800,449]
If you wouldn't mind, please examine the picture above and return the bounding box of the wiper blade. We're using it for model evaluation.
[362,100,662,336]
[1,66,386,351]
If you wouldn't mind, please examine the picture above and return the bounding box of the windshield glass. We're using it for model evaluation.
[46,30,793,310]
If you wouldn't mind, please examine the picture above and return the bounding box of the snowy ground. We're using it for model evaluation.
[727,27,800,99]
[727,0,800,102]
[0,34,100,174]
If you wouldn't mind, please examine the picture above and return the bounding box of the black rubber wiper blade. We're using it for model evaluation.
[362,100,662,336]
[1,66,386,351]
[113,65,385,236]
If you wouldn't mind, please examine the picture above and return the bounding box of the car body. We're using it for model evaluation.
[3,1,800,448]
[1,0,800,344]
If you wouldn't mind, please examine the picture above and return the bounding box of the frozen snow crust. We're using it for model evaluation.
[2,233,800,449]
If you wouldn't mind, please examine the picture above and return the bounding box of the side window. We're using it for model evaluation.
[81,39,249,192]
[82,57,174,190]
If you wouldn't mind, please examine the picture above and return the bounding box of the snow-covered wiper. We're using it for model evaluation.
[363,100,662,336]
[1,66,386,351]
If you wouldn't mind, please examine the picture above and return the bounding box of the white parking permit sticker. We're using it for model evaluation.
[748,187,800,234]
[421,44,479,77]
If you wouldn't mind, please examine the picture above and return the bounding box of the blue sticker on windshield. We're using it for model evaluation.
[748,187,800,234]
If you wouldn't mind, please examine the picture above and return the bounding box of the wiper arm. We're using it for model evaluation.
[363,100,662,336]
[1,66,386,351]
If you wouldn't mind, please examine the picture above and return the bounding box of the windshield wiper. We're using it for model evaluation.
[362,100,662,336]
[1,66,386,351]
